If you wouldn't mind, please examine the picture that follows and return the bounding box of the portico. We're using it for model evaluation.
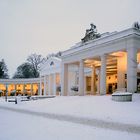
[61,25,140,95]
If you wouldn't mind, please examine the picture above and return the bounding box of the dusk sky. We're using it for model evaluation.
[0,0,140,77]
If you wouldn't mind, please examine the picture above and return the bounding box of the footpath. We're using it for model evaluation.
[0,105,140,135]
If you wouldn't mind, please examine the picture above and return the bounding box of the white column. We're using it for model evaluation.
[46,75,49,95]
[23,84,25,95]
[96,68,100,94]
[30,83,33,96]
[91,66,95,95]
[15,84,17,91]
[44,76,47,96]
[117,54,127,90]
[40,76,42,96]
[127,47,137,93]
[48,74,51,95]
[79,60,84,96]
[58,73,61,96]
[5,84,8,101]
[15,84,17,96]
[84,76,86,94]
[61,63,68,96]
[53,74,56,95]
[38,83,40,95]
[100,55,106,95]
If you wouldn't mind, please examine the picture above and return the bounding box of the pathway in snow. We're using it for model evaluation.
[0,105,140,135]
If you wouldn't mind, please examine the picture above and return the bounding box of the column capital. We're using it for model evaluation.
[100,54,107,59]
[79,59,84,67]
[79,59,84,62]
[79,59,84,64]
[127,46,138,52]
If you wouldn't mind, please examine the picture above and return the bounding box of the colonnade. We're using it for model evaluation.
[61,47,138,95]
[0,83,40,96]
[0,47,138,96]
[39,73,58,96]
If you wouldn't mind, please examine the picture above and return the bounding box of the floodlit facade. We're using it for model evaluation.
[60,24,140,96]
[0,78,40,96]
[0,23,140,96]
[39,24,140,96]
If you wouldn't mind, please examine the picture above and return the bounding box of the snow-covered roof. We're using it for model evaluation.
[62,27,140,59]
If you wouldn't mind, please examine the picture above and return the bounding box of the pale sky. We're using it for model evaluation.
[0,0,140,78]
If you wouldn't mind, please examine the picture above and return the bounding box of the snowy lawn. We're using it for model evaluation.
[0,109,140,140]
[0,94,140,125]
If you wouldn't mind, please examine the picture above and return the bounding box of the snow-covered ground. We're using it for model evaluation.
[0,94,140,139]
[0,109,140,140]
[0,94,140,125]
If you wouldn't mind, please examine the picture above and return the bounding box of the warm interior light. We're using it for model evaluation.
[110,51,125,57]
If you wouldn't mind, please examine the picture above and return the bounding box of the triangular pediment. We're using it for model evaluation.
[40,57,61,75]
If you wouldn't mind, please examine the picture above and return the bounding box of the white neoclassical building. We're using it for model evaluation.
[39,57,84,96]
[60,23,140,96]
[39,23,140,96]
[1,23,140,97]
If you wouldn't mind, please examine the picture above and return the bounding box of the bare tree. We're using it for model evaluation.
[27,53,46,78]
